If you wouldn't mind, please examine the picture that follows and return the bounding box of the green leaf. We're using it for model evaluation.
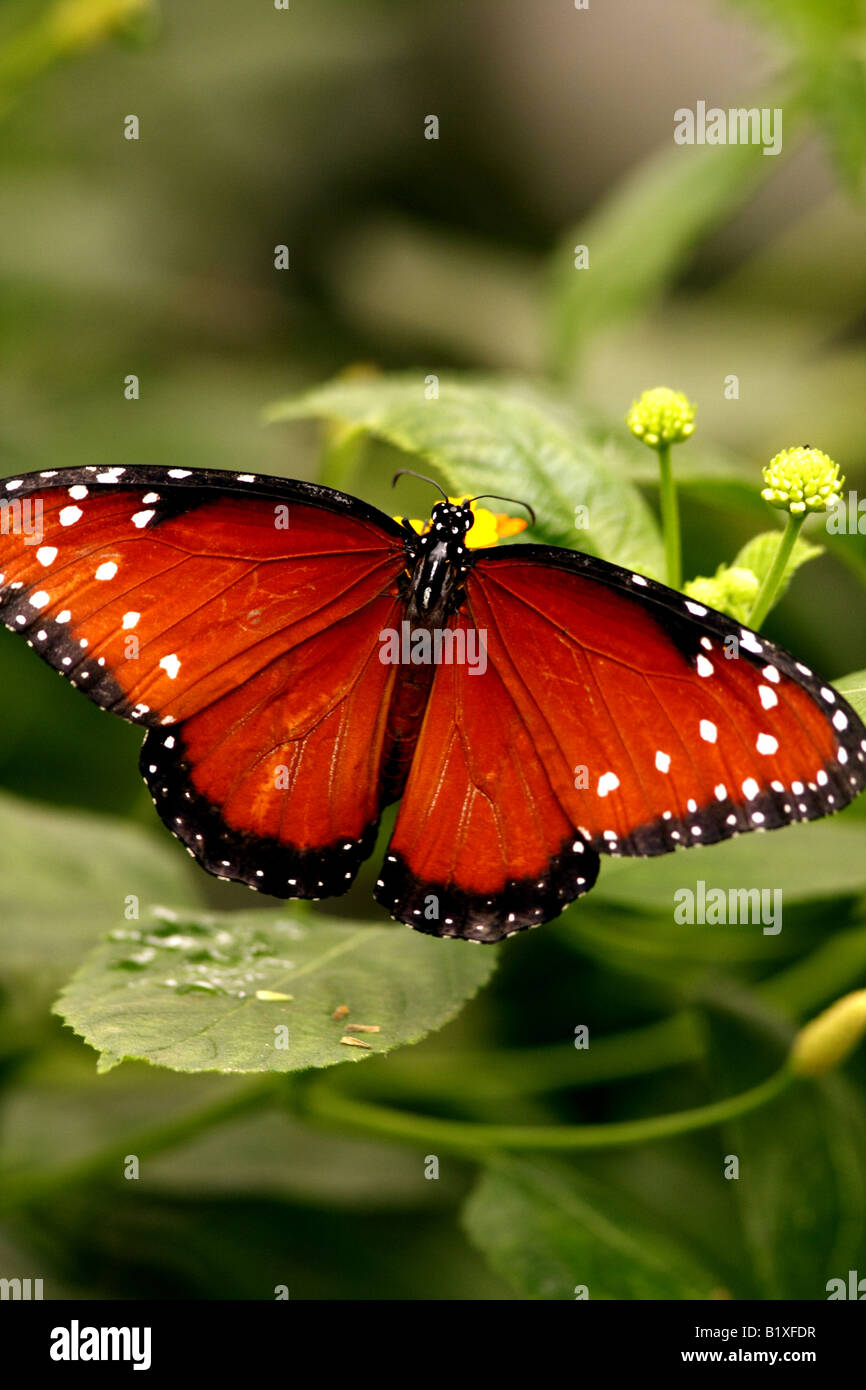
[684,529,823,621]
[55,905,495,1074]
[593,819,866,915]
[463,1156,720,1299]
[547,139,773,374]
[704,996,866,1298]
[836,668,866,723]
[267,374,664,575]
[0,791,199,981]
[724,0,866,193]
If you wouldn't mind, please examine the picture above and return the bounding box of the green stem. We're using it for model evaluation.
[747,511,804,629]
[0,1077,277,1214]
[342,1013,704,1104]
[657,443,681,589]
[301,1062,795,1155]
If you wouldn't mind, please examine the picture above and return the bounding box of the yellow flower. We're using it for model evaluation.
[626,387,696,449]
[761,446,844,516]
[394,496,527,548]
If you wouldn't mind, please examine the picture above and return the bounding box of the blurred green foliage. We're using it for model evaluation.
[1,0,865,1301]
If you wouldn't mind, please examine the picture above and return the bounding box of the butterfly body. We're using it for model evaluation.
[0,464,864,943]
[399,500,475,625]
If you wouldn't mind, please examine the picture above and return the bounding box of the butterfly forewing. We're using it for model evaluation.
[0,466,408,895]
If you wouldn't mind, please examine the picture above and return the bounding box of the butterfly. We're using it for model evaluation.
[0,464,864,943]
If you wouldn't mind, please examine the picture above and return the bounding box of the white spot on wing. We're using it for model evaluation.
[59,506,82,526]
[36,546,57,567]
[159,653,181,680]
[95,561,118,581]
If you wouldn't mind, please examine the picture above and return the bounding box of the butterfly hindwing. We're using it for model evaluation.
[140,593,404,896]
[375,611,602,942]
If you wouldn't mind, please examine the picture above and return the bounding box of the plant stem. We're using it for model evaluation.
[301,1062,795,1155]
[341,1013,704,1104]
[747,512,804,629]
[657,443,681,589]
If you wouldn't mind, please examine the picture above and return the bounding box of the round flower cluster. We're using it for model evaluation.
[761,446,844,515]
[683,566,759,622]
[626,387,696,448]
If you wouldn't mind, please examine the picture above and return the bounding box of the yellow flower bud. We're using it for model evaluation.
[790,990,866,1077]
[47,0,149,50]
[683,567,759,622]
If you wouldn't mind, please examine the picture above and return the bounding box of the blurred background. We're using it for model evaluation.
[0,0,865,1300]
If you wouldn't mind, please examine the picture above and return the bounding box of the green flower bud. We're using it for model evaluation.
[790,990,866,1077]
[684,566,759,622]
[761,446,844,516]
[626,387,696,449]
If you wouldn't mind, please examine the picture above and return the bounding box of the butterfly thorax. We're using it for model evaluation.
[400,501,474,627]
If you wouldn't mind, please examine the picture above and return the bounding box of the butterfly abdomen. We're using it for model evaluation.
[380,657,437,803]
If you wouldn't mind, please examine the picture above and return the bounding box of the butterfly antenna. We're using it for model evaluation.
[391,468,449,502]
[468,493,536,526]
